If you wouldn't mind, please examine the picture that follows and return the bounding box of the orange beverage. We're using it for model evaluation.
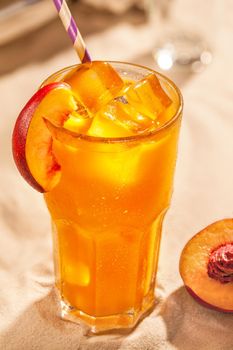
[43,62,183,332]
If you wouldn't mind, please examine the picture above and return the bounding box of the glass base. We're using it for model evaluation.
[59,290,156,334]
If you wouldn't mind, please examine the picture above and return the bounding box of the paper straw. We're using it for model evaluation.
[53,0,91,63]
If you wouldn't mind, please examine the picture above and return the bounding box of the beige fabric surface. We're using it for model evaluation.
[0,3,233,349]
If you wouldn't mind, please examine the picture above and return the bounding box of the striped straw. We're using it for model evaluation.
[53,0,91,63]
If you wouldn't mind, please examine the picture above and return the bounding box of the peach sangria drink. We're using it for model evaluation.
[12,61,182,333]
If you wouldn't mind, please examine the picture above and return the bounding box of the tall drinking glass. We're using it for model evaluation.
[42,62,183,333]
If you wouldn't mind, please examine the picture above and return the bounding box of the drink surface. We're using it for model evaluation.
[49,61,177,139]
[43,62,182,329]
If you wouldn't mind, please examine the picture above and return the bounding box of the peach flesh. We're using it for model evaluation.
[180,219,233,313]
[12,82,71,192]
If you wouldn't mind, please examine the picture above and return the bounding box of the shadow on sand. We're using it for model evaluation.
[159,286,233,350]
[0,288,140,350]
[2,283,232,350]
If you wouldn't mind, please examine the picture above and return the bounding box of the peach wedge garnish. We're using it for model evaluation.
[12,83,77,192]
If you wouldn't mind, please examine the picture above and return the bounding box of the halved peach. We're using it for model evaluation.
[180,219,233,313]
[12,83,77,192]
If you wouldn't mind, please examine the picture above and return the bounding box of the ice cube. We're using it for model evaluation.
[125,73,172,120]
[87,100,154,138]
[113,101,155,133]
[65,262,90,287]
[87,108,133,138]
[63,103,92,133]
[54,220,92,287]
[65,61,124,113]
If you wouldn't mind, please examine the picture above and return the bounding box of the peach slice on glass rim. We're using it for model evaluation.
[179,219,233,313]
[12,83,77,192]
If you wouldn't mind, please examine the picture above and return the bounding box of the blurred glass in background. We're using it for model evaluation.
[146,0,221,73]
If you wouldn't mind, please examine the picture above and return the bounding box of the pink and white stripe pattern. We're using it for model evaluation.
[53,0,91,63]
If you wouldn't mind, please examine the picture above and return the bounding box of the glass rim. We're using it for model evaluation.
[42,61,183,144]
